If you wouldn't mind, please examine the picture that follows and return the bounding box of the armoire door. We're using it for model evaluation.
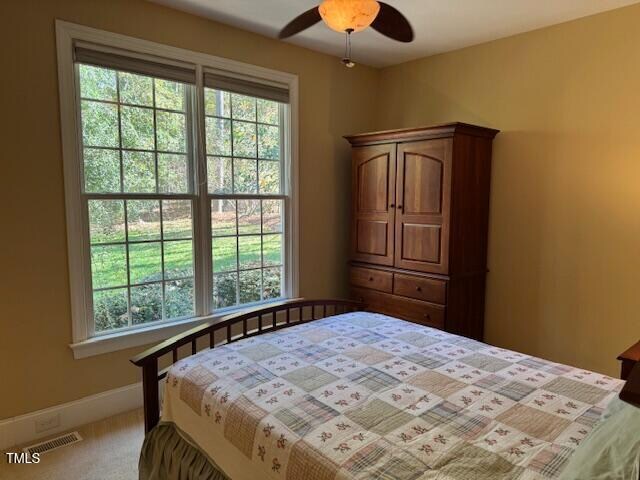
[351,143,396,266]
[395,138,452,274]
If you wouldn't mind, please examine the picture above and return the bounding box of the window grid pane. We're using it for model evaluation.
[206,87,285,312]
[87,198,195,332]
[211,198,284,310]
[204,89,283,195]
[79,64,196,333]
[79,65,192,196]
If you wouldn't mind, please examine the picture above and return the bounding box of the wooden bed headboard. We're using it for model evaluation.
[130,298,365,433]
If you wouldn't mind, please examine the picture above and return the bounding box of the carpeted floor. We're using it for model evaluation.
[0,409,143,480]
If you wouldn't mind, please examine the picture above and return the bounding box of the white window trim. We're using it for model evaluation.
[56,20,299,359]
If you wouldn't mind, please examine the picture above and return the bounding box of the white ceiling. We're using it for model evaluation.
[152,0,639,67]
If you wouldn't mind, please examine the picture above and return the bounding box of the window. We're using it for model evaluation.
[205,89,285,309]
[57,22,298,355]
[79,65,196,332]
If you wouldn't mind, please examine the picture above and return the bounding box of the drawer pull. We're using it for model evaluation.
[351,267,392,293]
[393,273,446,305]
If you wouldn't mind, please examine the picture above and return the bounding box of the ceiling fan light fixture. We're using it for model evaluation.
[318,0,380,33]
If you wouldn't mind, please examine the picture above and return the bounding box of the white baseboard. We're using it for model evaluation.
[0,382,143,451]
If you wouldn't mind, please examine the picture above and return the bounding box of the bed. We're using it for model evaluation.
[131,299,640,480]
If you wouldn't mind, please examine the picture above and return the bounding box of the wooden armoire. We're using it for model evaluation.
[345,123,499,341]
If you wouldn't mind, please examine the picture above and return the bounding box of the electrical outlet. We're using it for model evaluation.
[35,414,60,433]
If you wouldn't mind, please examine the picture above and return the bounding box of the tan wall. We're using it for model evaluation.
[0,0,379,418]
[375,4,640,376]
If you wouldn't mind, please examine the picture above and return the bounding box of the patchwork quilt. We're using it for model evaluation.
[163,312,623,480]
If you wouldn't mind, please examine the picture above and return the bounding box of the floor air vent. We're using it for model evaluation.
[23,431,83,455]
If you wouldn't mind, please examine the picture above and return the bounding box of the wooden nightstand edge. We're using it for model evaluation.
[617,340,640,361]
[617,339,640,381]
[619,362,640,408]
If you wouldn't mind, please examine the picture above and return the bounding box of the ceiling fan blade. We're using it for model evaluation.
[371,2,414,42]
[278,7,322,39]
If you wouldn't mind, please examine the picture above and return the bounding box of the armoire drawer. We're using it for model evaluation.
[352,287,445,330]
[393,273,446,305]
[350,266,393,293]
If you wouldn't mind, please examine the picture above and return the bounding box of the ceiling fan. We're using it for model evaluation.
[278,0,414,67]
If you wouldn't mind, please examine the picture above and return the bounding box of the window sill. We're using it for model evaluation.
[69,299,290,359]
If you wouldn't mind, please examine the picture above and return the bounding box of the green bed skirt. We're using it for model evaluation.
[139,422,230,480]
